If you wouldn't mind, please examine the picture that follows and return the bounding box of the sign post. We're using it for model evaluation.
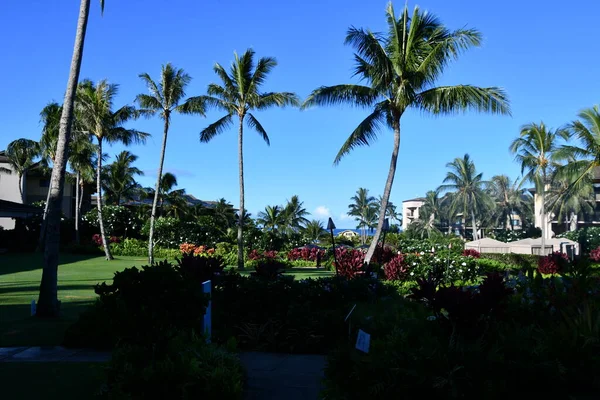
[327,217,338,275]
[202,280,212,343]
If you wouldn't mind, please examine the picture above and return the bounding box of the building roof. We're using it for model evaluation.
[464,237,510,248]
[402,197,426,203]
[0,199,43,218]
[0,150,8,163]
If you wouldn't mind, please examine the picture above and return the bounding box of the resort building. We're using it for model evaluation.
[401,197,425,231]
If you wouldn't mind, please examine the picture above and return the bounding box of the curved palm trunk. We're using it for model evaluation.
[365,121,400,265]
[237,116,245,270]
[96,140,113,260]
[148,118,169,265]
[569,212,577,232]
[35,184,53,252]
[17,173,24,203]
[37,0,90,317]
[75,171,80,244]
[540,187,547,255]
[471,209,478,241]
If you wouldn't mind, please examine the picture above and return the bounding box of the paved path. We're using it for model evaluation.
[0,347,325,400]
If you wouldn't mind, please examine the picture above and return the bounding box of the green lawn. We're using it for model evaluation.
[0,252,333,347]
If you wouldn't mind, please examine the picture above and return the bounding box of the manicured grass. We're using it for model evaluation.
[0,252,333,347]
[0,362,106,400]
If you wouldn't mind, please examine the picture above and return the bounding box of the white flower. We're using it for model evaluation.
[459,269,463,273]
[461,262,467,266]
[410,272,414,276]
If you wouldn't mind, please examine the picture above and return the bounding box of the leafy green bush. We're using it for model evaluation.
[102,332,244,400]
[476,257,513,273]
[559,227,600,254]
[141,217,216,248]
[479,253,539,271]
[64,260,209,349]
[82,205,141,238]
[212,273,397,354]
[214,242,238,266]
[110,237,180,259]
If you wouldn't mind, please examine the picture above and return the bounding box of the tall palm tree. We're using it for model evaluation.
[69,135,96,244]
[303,219,327,243]
[439,154,491,240]
[418,189,444,230]
[283,195,310,234]
[136,63,204,265]
[257,205,285,233]
[39,0,105,317]
[302,3,510,264]
[212,198,236,230]
[77,79,149,260]
[3,139,40,202]
[555,105,600,199]
[546,172,594,232]
[348,188,377,244]
[510,122,567,252]
[102,150,143,205]
[193,49,300,269]
[488,175,532,230]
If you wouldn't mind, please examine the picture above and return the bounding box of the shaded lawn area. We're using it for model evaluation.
[0,252,333,347]
[0,362,106,400]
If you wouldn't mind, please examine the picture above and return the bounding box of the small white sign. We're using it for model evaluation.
[355,329,370,353]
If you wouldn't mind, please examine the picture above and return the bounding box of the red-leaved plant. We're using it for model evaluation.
[287,247,325,261]
[538,251,569,275]
[462,249,481,258]
[334,248,365,279]
[384,254,410,281]
[372,244,395,264]
[590,247,600,262]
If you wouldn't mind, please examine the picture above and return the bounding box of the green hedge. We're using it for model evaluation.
[479,253,539,271]
[110,238,180,259]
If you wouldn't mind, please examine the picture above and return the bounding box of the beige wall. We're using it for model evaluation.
[0,163,22,229]
[402,200,425,231]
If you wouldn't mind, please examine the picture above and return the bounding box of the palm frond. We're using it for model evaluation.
[246,113,270,145]
[302,84,380,110]
[334,103,387,165]
[200,113,234,143]
[258,92,301,109]
[418,85,511,115]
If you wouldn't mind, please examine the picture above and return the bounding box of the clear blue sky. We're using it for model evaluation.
[1,0,599,227]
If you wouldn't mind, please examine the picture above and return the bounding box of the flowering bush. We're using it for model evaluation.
[384,254,410,281]
[334,248,366,279]
[83,205,141,238]
[559,227,600,254]
[248,250,287,279]
[287,247,326,261]
[462,249,481,258]
[538,252,569,275]
[372,244,395,264]
[179,243,215,257]
[590,247,600,262]
[387,251,480,283]
[92,234,120,246]
[179,243,196,254]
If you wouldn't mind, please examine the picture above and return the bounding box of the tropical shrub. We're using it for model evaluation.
[371,244,395,264]
[559,227,600,254]
[110,238,180,259]
[590,246,600,262]
[479,253,539,271]
[287,246,326,261]
[334,248,366,278]
[214,242,238,266]
[64,260,209,349]
[83,205,141,238]
[248,250,287,279]
[383,254,410,281]
[176,252,226,283]
[102,332,244,400]
[141,217,217,248]
[91,234,120,246]
[462,248,480,258]
[538,252,569,275]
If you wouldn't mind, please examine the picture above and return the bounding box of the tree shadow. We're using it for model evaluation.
[0,252,106,276]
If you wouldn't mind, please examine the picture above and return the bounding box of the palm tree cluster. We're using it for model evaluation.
[257,195,310,235]
[347,188,401,244]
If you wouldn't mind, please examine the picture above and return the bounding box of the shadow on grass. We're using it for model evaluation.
[0,284,101,296]
[0,252,103,276]
[0,301,92,347]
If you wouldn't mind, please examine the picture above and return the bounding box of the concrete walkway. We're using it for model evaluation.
[0,347,325,400]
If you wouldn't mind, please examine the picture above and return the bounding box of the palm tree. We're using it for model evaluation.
[3,139,40,202]
[192,49,300,269]
[303,219,327,243]
[510,122,567,252]
[546,172,594,232]
[302,3,510,264]
[212,198,236,230]
[102,151,143,205]
[417,190,444,231]
[77,79,149,260]
[439,154,491,240]
[282,195,310,234]
[488,175,532,230]
[554,105,600,199]
[69,135,96,244]
[136,63,204,265]
[38,0,105,317]
[257,205,285,233]
[348,188,377,244]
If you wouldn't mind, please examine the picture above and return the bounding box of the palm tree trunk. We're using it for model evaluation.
[471,209,478,241]
[96,140,113,260]
[365,120,400,265]
[37,0,90,317]
[35,185,53,252]
[237,116,245,270]
[148,117,169,265]
[569,212,577,232]
[540,187,546,255]
[75,171,80,245]
[18,173,24,203]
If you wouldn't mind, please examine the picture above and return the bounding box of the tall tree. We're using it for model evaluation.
[348,188,377,244]
[102,150,143,205]
[439,154,491,240]
[77,79,149,260]
[3,139,40,202]
[302,3,510,264]
[193,49,300,269]
[69,135,96,244]
[546,172,594,232]
[136,64,204,264]
[257,205,285,233]
[510,122,567,252]
[283,195,310,234]
[487,175,532,230]
[38,0,104,317]
[416,189,445,234]
[303,219,327,243]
